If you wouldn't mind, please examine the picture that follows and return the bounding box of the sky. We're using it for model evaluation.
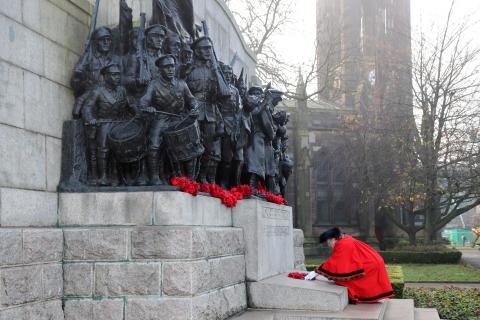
[268,0,480,82]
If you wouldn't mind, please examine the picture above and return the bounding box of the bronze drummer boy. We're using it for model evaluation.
[139,55,199,185]
[82,62,136,186]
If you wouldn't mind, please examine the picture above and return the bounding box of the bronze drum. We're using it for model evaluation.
[107,119,146,163]
[164,118,204,162]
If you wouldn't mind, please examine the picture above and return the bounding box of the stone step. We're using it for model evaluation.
[247,273,348,312]
[414,308,440,320]
[229,303,387,320]
[383,299,414,320]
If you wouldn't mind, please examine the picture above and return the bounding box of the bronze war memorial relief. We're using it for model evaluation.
[59,0,293,199]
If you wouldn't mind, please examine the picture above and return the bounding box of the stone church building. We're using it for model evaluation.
[281,0,413,250]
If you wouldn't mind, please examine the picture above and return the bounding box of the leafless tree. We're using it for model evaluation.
[373,1,480,245]
[226,0,347,101]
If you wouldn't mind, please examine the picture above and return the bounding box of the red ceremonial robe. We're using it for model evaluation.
[315,235,394,303]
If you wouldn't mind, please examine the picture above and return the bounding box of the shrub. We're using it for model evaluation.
[391,244,454,252]
[382,237,402,250]
[403,287,480,320]
[386,265,404,298]
[379,249,461,264]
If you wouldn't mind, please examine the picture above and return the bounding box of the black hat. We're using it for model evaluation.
[191,36,212,49]
[155,54,176,67]
[145,24,167,35]
[319,227,342,243]
[100,62,121,75]
[93,26,112,40]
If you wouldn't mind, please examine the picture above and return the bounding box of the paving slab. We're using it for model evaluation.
[229,303,386,320]
[414,308,440,320]
[460,248,480,269]
[248,273,348,312]
[383,299,414,320]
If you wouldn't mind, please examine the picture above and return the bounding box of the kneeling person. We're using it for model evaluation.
[305,227,394,304]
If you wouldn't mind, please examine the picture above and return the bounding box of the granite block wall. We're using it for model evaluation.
[0,0,90,317]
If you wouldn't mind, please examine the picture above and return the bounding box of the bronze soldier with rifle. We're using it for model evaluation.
[218,63,251,188]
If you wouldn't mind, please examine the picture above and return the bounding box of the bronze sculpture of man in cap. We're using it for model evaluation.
[186,37,224,184]
[139,55,199,184]
[82,63,137,186]
[217,63,251,188]
[244,86,280,193]
[71,27,122,119]
[71,27,123,184]
[124,24,168,97]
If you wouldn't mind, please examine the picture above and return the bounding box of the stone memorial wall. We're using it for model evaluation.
[60,191,248,320]
[0,0,90,317]
[0,1,305,319]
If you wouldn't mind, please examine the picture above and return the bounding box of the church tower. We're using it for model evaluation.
[316,0,412,117]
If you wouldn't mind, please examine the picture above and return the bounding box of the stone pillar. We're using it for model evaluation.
[232,199,294,282]
[293,229,307,270]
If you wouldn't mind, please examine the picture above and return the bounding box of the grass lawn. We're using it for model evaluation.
[305,258,480,282]
[398,263,480,282]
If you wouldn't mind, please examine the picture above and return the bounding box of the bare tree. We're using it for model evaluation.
[227,0,292,80]
[375,1,480,245]
[226,0,347,101]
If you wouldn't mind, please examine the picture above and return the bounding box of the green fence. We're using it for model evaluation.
[442,229,472,245]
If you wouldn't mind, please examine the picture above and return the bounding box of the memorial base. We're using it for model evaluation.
[59,191,247,320]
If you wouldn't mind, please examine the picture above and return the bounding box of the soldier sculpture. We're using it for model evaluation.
[82,63,136,186]
[186,37,224,184]
[140,55,199,184]
[218,63,251,189]
[61,0,293,198]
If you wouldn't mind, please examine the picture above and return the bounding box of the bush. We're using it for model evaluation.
[391,244,454,252]
[386,265,404,298]
[403,287,480,320]
[379,249,462,264]
[382,237,402,250]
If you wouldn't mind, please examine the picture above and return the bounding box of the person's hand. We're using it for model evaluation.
[304,271,318,281]
[88,119,97,126]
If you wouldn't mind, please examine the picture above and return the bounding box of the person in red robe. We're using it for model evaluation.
[305,227,394,304]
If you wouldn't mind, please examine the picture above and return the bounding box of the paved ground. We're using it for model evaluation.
[460,248,480,268]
